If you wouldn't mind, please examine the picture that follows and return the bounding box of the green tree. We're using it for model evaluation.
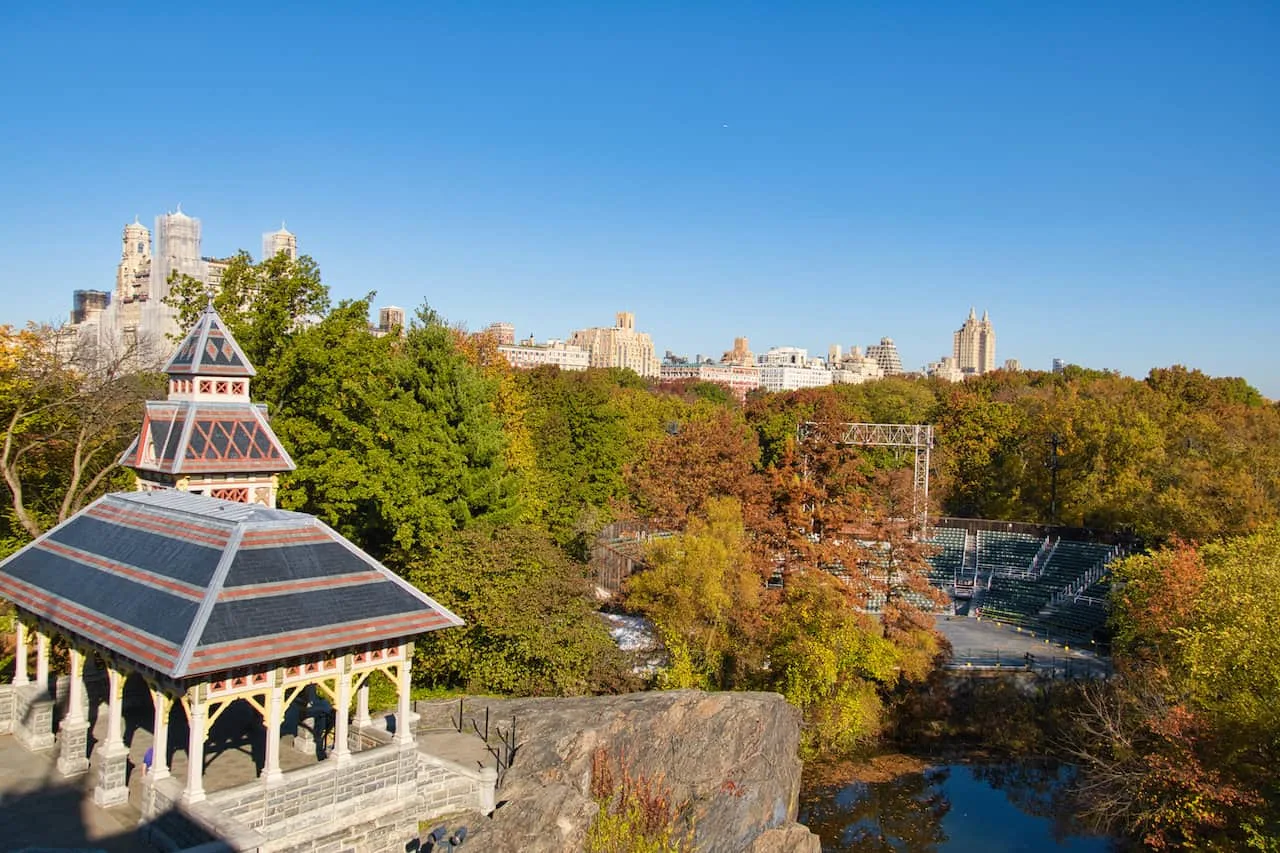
[406,524,631,696]
[164,250,330,372]
[269,300,521,557]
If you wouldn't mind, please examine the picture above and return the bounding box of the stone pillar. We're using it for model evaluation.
[93,666,129,807]
[479,766,498,815]
[150,689,173,781]
[263,682,284,783]
[354,681,371,729]
[13,620,29,686]
[184,696,207,804]
[334,663,351,763]
[395,643,413,746]
[35,629,50,689]
[57,648,90,776]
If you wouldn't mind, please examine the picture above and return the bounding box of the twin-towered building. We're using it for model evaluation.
[68,210,300,366]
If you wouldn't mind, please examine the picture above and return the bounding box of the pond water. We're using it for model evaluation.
[800,761,1121,852]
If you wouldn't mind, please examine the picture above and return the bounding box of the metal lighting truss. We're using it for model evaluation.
[799,422,935,536]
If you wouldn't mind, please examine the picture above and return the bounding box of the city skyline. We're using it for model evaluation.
[2,4,1276,396]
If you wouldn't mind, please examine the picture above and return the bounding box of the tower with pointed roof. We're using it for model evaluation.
[121,304,294,506]
[952,307,996,376]
[262,222,298,261]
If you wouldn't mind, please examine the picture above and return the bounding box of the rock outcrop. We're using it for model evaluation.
[425,690,820,853]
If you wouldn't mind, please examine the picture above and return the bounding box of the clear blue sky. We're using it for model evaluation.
[2,2,1277,395]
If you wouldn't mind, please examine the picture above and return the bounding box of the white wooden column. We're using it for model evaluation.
[395,642,413,746]
[35,629,50,689]
[65,648,87,722]
[104,666,126,748]
[334,659,351,763]
[263,681,284,782]
[12,620,29,686]
[183,696,207,804]
[150,689,173,781]
[355,681,371,728]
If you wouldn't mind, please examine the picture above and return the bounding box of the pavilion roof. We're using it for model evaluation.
[0,491,462,679]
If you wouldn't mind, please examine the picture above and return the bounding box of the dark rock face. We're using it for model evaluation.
[449,690,820,852]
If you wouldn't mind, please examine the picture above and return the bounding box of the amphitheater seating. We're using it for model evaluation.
[977,530,1041,575]
[926,528,965,587]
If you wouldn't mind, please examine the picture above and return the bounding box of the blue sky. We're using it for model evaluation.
[2,2,1277,394]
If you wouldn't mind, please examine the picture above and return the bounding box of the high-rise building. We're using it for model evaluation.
[70,211,303,371]
[831,345,885,385]
[499,338,590,371]
[568,311,660,378]
[866,337,904,375]
[757,346,832,392]
[926,355,964,383]
[1052,358,1065,374]
[152,208,205,302]
[262,224,298,261]
[376,306,407,336]
[952,308,996,375]
[116,218,152,303]
[483,322,516,346]
[721,336,754,367]
[1003,358,1022,372]
[71,290,110,325]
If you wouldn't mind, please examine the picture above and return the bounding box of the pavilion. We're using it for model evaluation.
[0,305,467,834]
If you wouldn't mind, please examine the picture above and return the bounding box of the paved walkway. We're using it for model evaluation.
[0,734,144,852]
[0,696,326,851]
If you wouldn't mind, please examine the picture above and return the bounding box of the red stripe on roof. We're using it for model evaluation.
[38,540,206,601]
[189,611,451,669]
[0,575,180,671]
[219,571,376,599]
[238,530,331,548]
[89,504,229,547]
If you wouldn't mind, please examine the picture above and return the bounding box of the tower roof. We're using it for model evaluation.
[164,304,256,378]
[119,399,296,475]
[0,491,462,679]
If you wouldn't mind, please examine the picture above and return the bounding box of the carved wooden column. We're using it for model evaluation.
[12,619,29,686]
[263,678,284,782]
[183,694,208,804]
[334,657,351,763]
[34,629,50,689]
[395,642,414,746]
[150,688,173,781]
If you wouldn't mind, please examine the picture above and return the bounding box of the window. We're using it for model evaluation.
[137,242,145,254]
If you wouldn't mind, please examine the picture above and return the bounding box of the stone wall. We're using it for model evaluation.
[12,683,54,750]
[0,683,14,734]
[139,740,490,853]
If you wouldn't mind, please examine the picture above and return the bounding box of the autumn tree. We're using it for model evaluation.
[0,325,162,546]
[1067,529,1280,848]
[625,498,767,688]
[628,408,762,529]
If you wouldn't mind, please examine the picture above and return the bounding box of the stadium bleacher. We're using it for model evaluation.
[924,527,1118,640]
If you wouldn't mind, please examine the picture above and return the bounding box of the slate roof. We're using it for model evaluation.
[121,400,296,474]
[0,491,462,679]
[164,304,256,377]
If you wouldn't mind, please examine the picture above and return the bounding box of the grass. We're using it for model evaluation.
[586,746,696,853]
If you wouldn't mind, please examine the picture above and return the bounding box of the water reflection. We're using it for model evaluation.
[800,761,1116,852]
